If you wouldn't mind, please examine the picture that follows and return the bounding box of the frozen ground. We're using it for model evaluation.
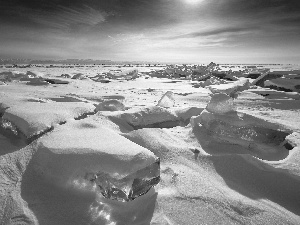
[0,64,300,225]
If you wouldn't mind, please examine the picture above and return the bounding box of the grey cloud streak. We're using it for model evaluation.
[164,27,259,40]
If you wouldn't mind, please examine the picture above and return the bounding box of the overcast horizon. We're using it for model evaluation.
[1,0,300,64]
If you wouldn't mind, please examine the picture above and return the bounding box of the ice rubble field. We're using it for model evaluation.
[1,63,300,225]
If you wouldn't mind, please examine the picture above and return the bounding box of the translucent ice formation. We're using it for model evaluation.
[206,93,234,114]
[87,158,160,202]
[95,99,125,111]
[0,118,18,136]
[157,91,175,108]
[34,120,159,202]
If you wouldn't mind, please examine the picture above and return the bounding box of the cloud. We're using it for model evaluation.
[28,5,109,31]
[163,26,259,40]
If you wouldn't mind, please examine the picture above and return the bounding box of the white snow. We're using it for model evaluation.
[1,63,300,225]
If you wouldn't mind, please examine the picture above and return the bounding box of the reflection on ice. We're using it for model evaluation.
[84,158,160,202]
[0,118,19,136]
[89,201,116,225]
[208,120,288,146]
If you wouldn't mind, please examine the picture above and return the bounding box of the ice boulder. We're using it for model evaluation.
[60,73,72,78]
[0,120,160,224]
[26,71,38,77]
[157,91,175,108]
[72,73,87,80]
[0,71,28,81]
[264,78,300,93]
[208,78,251,97]
[26,78,49,86]
[0,71,14,81]
[32,120,160,200]
[95,99,125,112]
[206,93,235,114]
[192,102,291,160]
[2,102,95,138]
[107,106,179,129]
[252,73,283,87]
[44,78,69,84]
[200,76,226,87]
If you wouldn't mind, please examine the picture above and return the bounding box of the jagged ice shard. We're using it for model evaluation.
[197,93,292,158]
[157,91,175,108]
[206,93,235,114]
[0,118,19,136]
[88,158,160,202]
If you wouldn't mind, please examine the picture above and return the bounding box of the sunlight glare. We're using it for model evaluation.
[184,0,204,4]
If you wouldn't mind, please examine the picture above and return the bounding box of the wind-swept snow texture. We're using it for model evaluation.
[1,63,300,225]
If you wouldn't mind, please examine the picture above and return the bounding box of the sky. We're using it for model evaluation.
[0,0,300,64]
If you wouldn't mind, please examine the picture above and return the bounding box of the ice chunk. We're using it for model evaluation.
[35,120,158,187]
[197,109,291,158]
[2,102,95,137]
[209,78,251,97]
[204,119,289,152]
[0,118,19,136]
[118,106,178,127]
[72,73,87,80]
[26,78,49,86]
[157,91,175,108]
[206,93,234,114]
[60,73,72,78]
[200,76,226,87]
[88,158,160,202]
[95,99,125,111]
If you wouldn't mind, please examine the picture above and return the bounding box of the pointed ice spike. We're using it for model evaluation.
[157,91,175,108]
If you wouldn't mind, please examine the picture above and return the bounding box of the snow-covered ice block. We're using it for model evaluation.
[34,120,160,201]
[174,107,204,123]
[117,106,179,128]
[0,122,160,224]
[2,102,95,138]
[196,109,291,158]
[264,78,300,93]
[252,73,283,87]
[26,78,49,86]
[95,99,125,112]
[71,73,87,80]
[157,91,175,108]
[208,78,251,97]
[206,93,235,114]
[201,76,227,87]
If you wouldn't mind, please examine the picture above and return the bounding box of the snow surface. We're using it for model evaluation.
[1,64,300,225]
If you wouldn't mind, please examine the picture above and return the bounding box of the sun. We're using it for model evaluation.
[184,0,204,4]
